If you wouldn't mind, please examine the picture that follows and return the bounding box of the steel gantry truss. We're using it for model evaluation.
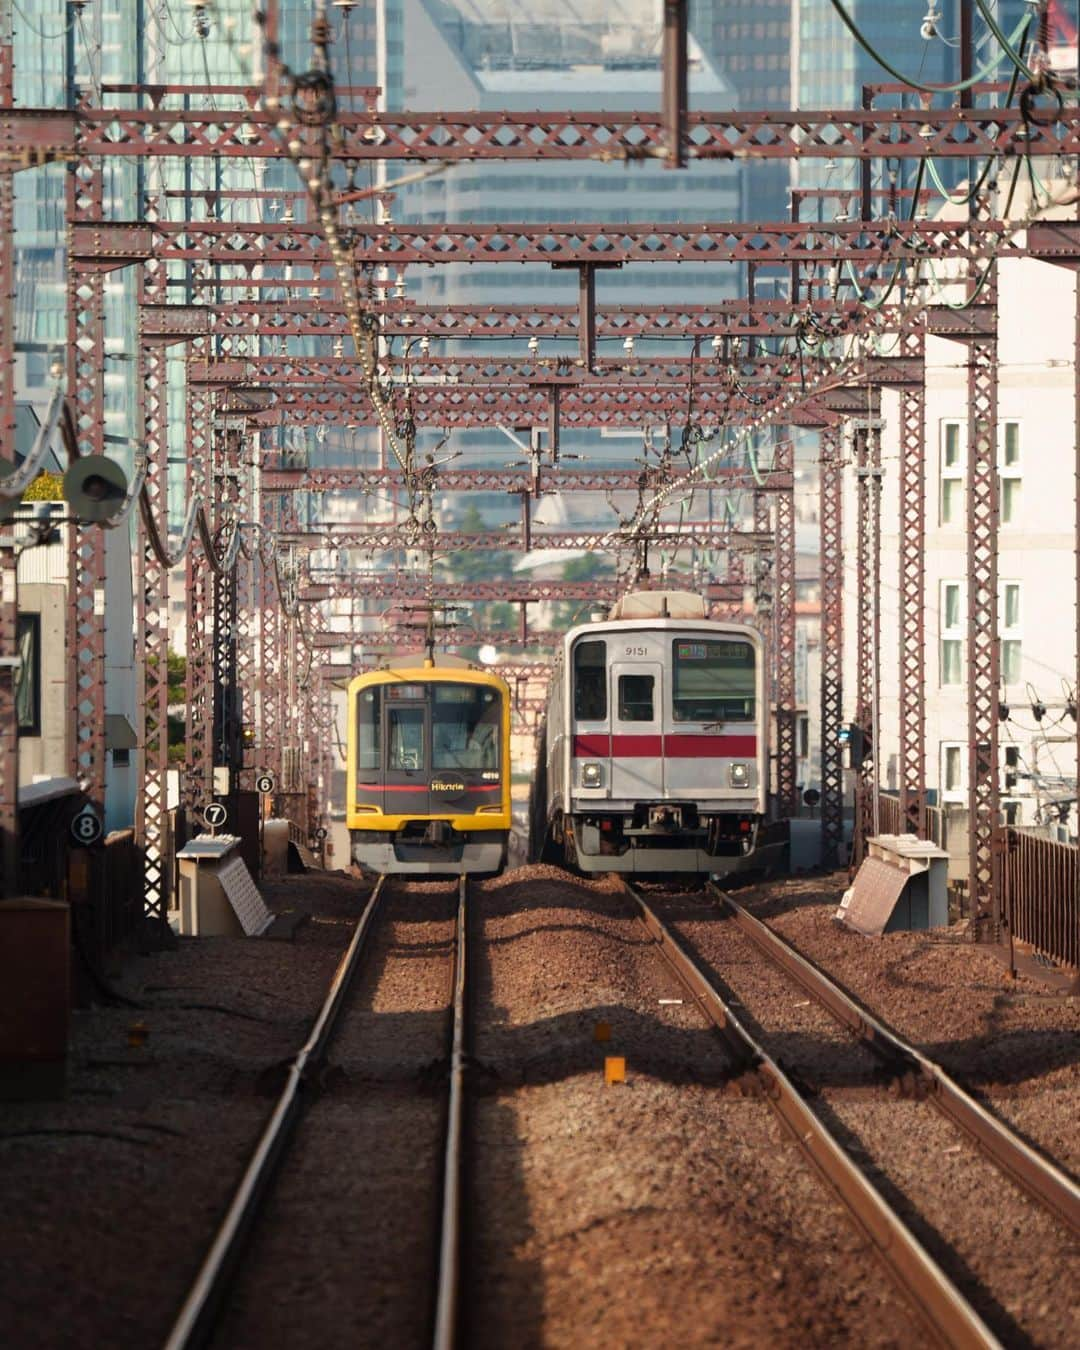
[1,2,1077,970]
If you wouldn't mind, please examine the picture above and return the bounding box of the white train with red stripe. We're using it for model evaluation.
[531,591,768,877]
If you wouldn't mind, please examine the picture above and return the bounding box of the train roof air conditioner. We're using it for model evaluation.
[607,590,707,621]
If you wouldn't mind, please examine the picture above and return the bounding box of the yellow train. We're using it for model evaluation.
[346,655,512,875]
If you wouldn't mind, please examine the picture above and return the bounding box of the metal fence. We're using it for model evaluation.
[875,792,949,851]
[1003,828,1079,975]
[878,792,901,836]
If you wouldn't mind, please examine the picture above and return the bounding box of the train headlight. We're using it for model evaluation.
[581,762,603,787]
[729,762,749,788]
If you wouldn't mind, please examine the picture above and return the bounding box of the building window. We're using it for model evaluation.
[1000,420,1021,525]
[1001,580,1022,686]
[940,422,963,524]
[15,613,40,736]
[940,581,962,686]
[112,748,130,768]
[941,742,965,802]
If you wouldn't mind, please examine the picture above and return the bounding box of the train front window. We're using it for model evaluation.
[355,686,381,772]
[618,674,654,722]
[432,685,500,771]
[672,639,756,722]
[388,707,425,771]
[574,640,607,720]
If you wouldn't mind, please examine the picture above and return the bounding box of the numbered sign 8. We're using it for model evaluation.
[70,804,103,846]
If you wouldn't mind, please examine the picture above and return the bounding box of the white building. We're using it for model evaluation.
[847,247,1078,859]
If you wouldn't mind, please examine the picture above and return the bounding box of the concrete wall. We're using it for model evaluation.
[14,512,139,832]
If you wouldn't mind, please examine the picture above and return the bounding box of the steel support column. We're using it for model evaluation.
[578,266,596,372]
[773,442,797,818]
[135,250,172,918]
[66,157,107,814]
[819,425,845,866]
[966,306,1000,936]
[183,339,213,812]
[212,430,241,800]
[852,424,882,867]
[234,436,256,791]
[258,512,282,796]
[898,332,927,836]
[662,0,688,169]
[751,488,774,797]
[0,19,15,890]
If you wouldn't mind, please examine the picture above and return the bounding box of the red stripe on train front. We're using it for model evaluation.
[573,734,757,758]
[664,734,757,757]
[355,783,502,793]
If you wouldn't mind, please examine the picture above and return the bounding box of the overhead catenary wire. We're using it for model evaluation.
[827,1,1035,93]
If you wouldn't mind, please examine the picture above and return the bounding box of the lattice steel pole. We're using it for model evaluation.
[212,428,242,799]
[852,423,882,866]
[819,425,845,867]
[183,338,214,812]
[135,242,172,919]
[257,555,281,800]
[0,7,16,893]
[966,298,1001,937]
[773,441,797,817]
[898,331,927,837]
[234,435,256,791]
[66,153,108,815]
[752,487,775,800]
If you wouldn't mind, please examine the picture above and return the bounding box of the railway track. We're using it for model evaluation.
[162,875,472,1350]
[620,878,1080,1350]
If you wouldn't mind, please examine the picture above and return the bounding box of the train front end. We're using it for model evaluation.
[346,659,511,876]
[552,595,768,876]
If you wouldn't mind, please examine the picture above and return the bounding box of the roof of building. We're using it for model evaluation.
[421,0,733,102]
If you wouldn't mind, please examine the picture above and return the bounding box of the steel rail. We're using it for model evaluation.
[620,881,1001,1350]
[162,875,389,1350]
[432,875,469,1350]
[707,885,1080,1237]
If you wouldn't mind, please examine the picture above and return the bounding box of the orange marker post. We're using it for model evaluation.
[593,1021,611,1043]
[605,1056,626,1085]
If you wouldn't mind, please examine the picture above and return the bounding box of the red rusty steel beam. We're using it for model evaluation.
[315,624,563,650]
[70,218,1036,268]
[143,296,998,340]
[7,98,1080,165]
[320,523,737,552]
[189,354,923,389]
[303,578,725,602]
[261,465,793,493]
[235,380,877,427]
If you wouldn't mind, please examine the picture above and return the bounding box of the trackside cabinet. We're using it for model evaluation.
[0,897,70,1099]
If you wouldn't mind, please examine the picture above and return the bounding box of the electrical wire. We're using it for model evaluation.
[827,1,1034,93]
[10,0,72,42]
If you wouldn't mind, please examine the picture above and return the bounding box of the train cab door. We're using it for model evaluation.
[609,661,664,801]
[383,687,430,815]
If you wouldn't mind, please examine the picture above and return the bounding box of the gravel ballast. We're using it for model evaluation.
[1,863,1076,1349]
[661,883,1079,1349]
[724,871,1080,1174]
[464,865,921,1348]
